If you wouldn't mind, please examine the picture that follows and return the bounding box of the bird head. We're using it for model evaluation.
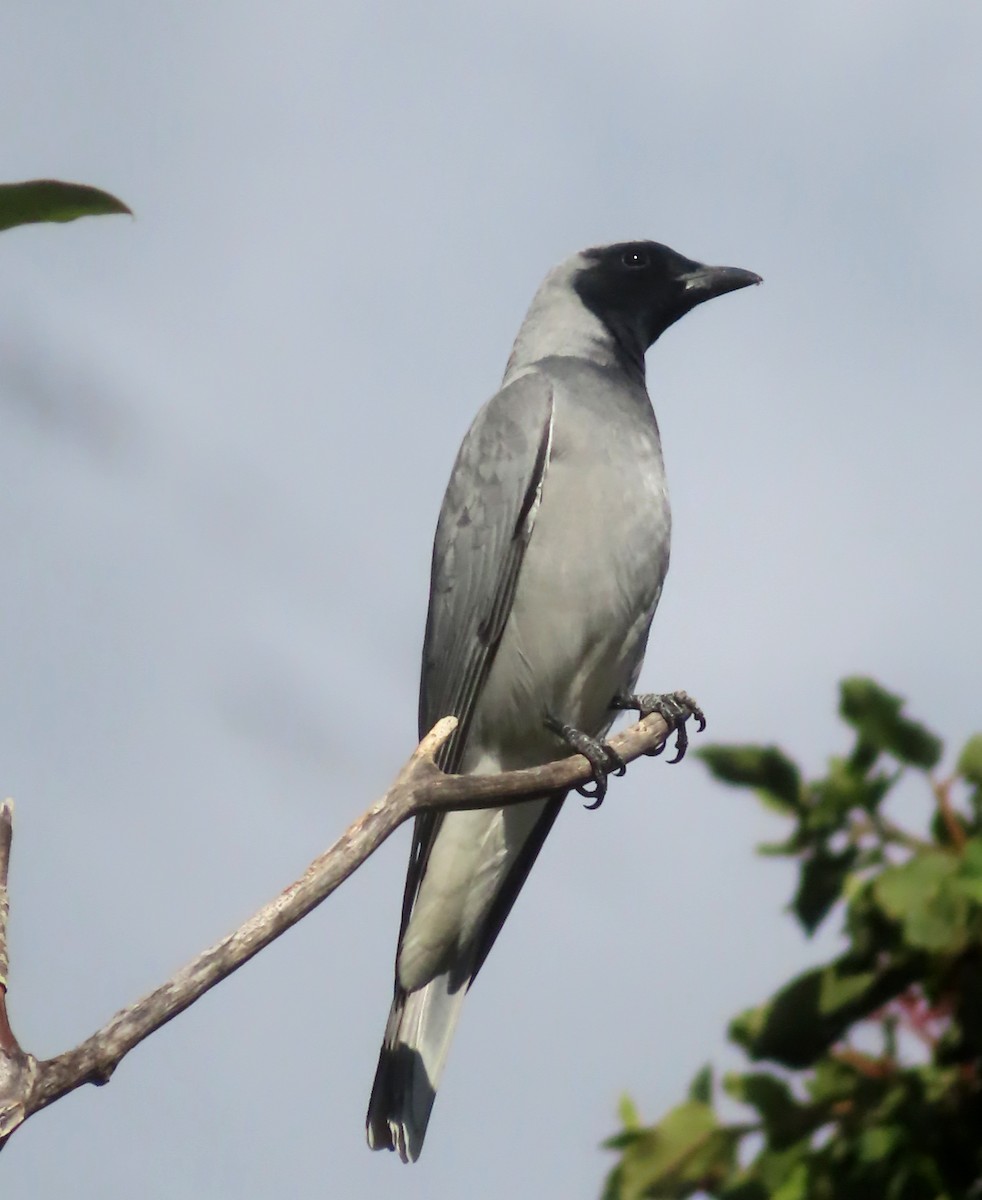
[574,240,761,355]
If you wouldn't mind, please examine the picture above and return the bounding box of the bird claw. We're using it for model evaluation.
[613,690,706,763]
[578,777,606,811]
[544,715,625,810]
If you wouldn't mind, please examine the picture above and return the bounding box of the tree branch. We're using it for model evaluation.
[0,802,37,1138]
[0,704,690,1142]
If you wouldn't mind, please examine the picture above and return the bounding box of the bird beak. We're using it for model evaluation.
[679,264,762,300]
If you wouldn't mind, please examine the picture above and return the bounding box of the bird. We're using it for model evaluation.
[366,240,760,1161]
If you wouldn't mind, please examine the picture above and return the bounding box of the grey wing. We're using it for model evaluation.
[419,370,555,760]
[397,371,555,948]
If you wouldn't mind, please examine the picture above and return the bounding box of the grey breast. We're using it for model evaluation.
[463,354,671,771]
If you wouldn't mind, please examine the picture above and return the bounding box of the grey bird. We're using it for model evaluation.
[367,240,760,1161]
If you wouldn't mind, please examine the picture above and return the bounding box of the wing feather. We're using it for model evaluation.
[396,371,555,953]
[419,371,555,754]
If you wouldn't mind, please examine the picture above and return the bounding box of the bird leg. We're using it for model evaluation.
[611,690,706,763]
[543,715,626,810]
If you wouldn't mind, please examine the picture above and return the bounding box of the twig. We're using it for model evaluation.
[0,704,686,1142]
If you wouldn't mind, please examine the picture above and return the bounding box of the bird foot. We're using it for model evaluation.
[543,715,626,810]
[612,690,706,763]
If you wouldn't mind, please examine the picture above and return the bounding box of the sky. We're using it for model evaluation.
[1,2,980,1196]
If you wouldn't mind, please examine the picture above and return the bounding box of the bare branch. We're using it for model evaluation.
[0,704,688,1140]
[0,802,38,1138]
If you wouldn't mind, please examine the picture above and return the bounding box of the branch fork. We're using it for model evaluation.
[0,701,698,1144]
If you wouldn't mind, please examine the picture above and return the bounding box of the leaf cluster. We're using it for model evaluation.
[603,679,982,1199]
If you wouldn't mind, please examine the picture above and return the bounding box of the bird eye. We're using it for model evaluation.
[621,248,650,269]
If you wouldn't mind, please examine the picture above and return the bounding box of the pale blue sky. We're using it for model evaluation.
[1,3,980,1196]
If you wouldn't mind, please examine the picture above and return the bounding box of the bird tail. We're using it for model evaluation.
[366,971,469,1162]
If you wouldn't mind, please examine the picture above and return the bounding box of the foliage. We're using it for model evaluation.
[602,678,982,1200]
[0,179,130,233]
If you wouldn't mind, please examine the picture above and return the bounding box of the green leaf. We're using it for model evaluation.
[0,179,131,233]
[873,851,969,953]
[730,958,915,1068]
[808,759,896,829]
[959,837,982,875]
[618,1094,642,1131]
[952,839,982,904]
[957,734,982,786]
[724,1070,792,1117]
[687,1065,712,1104]
[842,883,902,961]
[855,1124,905,1163]
[806,1055,860,1104]
[757,835,807,857]
[772,1162,809,1200]
[604,1128,646,1152]
[967,784,982,829]
[600,1161,625,1200]
[847,737,880,773]
[818,964,879,1012]
[715,1182,767,1200]
[729,1005,769,1056]
[792,845,859,934]
[698,745,802,811]
[838,678,942,769]
[727,1071,836,1152]
[746,1144,814,1197]
[886,1153,946,1198]
[613,1101,737,1199]
[915,1062,963,1105]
